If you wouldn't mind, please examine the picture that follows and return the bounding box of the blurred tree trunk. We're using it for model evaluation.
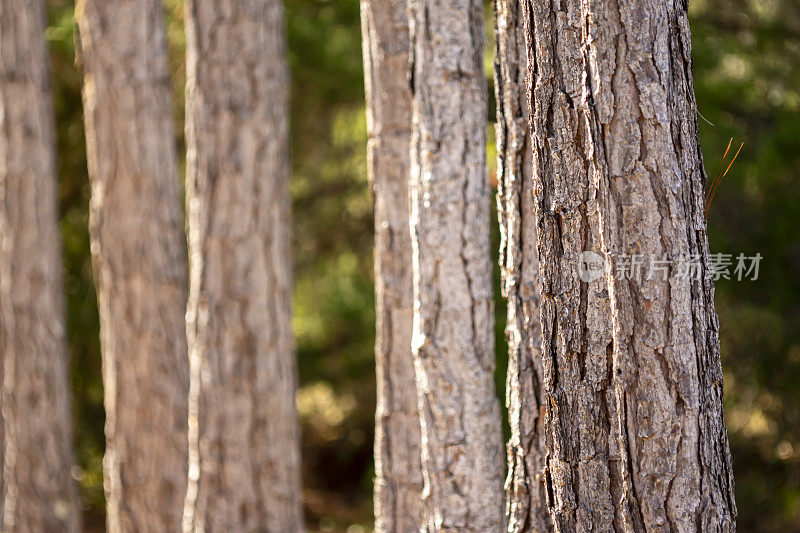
[493,1,552,531]
[360,1,423,531]
[407,0,504,530]
[182,0,303,531]
[517,0,738,530]
[76,1,189,530]
[0,1,79,530]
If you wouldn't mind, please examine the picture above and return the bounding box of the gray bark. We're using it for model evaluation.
[0,1,79,530]
[182,0,303,531]
[516,0,738,530]
[360,1,423,531]
[493,1,552,531]
[408,0,505,530]
[76,1,190,530]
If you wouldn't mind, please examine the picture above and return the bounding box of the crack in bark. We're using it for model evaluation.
[508,0,737,530]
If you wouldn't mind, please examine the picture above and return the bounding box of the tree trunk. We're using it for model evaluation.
[516,0,737,530]
[0,1,79,530]
[182,1,303,530]
[493,1,552,531]
[76,1,190,530]
[360,1,423,531]
[408,0,505,530]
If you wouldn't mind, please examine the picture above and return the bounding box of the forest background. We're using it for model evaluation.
[44,0,800,530]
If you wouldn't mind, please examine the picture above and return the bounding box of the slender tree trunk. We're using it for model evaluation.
[0,1,79,530]
[497,3,613,531]
[408,0,504,530]
[360,1,423,531]
[493,1,552,531]
[76,1,189,530]
[515,0,737,530]
[182,1,303,530]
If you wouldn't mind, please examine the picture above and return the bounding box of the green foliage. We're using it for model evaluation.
[46,1,105,527]
[285,1,375,527]
[44,0,800,530]
[691,1,800,529]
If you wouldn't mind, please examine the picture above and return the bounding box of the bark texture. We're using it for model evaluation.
[519,0,737,530]
[76,1,189,530]
[360,1,423,531]
[408,0,505,529]
[493,1,552,531]
[0,1,79,530]
[182,1,303,531]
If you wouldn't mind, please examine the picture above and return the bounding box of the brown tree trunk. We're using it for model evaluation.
[0,1,79,530]
[76,1,190,530]
[514,0,738,530]
[493,1,552,531]
[360,1,423,531]
[182,1,303,530]
[408,0,505,530]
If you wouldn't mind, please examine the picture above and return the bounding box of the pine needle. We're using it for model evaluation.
[705,138,732,206]
[705,139,743,216]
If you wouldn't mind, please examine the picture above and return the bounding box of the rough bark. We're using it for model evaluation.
[360,1,423,531]
[182,1,303,531]
[493,1,552,531]
[407,0,505,530]
[76,1,190,530]
[0,1,80,530]
[518,0,737,530]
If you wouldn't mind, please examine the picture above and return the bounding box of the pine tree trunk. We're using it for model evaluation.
[493,1,552,531]
[515,0,738,529]
[182,1,303,530]
[408,0,505,529]
[0,1,79,530]
[76,1,190,530]
[360,1,423,531]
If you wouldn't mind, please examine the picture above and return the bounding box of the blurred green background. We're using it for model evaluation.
[45,0,800,530]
